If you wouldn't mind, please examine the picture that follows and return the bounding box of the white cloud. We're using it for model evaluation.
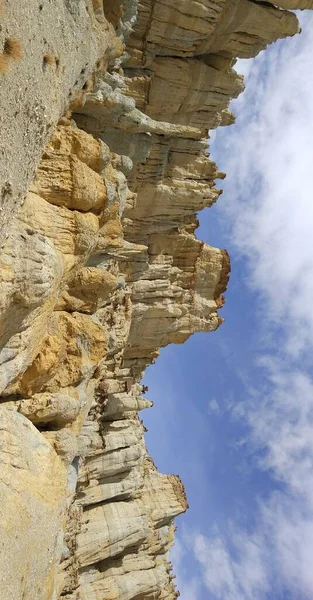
[194,531,269,600]
[208,398,220,415]
[245,361,313,498]
[191,492,313,600]
[188,11,313,600]
[217,13,313,356]
[234,57,255,80]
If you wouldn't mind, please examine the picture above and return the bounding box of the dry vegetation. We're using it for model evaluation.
[43,53,56,67]
[0,38,23,74]
[4,38,22,60]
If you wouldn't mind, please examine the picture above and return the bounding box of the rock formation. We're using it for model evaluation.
[0,1,312,599]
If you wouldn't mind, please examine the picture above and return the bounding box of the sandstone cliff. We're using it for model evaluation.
[0,2,311,599]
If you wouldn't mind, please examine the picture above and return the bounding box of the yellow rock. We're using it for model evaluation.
[18,311,107,395]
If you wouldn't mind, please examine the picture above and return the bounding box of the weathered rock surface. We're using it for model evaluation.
[0,0,123,245]
[0,1,310,599]
[0,408,67,600]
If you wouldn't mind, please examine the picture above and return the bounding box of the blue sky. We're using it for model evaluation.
[143,11,313,600]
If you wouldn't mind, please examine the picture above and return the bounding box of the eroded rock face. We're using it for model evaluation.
[0,0,123,244]
[0,1,310,599]
[0,409,67,600]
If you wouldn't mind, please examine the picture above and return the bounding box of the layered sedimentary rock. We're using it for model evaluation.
[0,1,311,599]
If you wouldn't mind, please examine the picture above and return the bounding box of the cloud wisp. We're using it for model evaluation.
[178,12,313,600]
[189,364,313,600]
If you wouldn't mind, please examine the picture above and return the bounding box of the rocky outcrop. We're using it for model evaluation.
[0,408,67,600]
[0,0,124,245]
[0,2,310,599]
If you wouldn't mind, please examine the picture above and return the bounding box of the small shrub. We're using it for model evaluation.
[43,53,56,67]
[4,38,22,60]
